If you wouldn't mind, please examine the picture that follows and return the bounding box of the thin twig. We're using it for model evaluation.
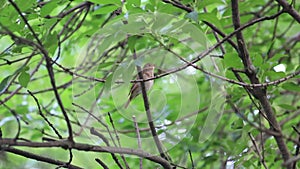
[90,128,124,169]
[2,104,21,139]
[108,112,130,169]
[248,133,269,169]
[133,116,143,169]
[95,158,109,169]
[188,149,195,169]
[27,90,63,139]
[67,148,74,168]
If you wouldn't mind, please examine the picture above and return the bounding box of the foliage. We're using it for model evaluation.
[0,0,300,168]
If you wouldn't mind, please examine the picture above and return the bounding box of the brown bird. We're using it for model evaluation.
[124,63,155,108]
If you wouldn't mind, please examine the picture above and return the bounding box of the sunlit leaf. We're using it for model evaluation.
[0,75,12,94]
[282,82,300,92]
[89,0,121,6]
[18,71,30,88]
[93,5,119,15]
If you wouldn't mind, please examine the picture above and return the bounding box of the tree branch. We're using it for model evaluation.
[0,139,172,169]
[4,147,82,169]
[231,0,291,167]
[275,0,300,23]
[8,0,74,142]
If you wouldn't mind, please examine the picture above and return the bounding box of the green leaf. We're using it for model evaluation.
[30,131,43,140]
[123,64,135,83]
[126,0,141,10]
[0,0,6,8]
[251,53,263,67]
[268,53,286,63]
[97,62,115,70]
[151,14,173,33]
[145,4,155,12]
[93,5,119,15]
[223,52,243,68]
[231,118,244,129]
[0,75,12,94]
[18,71,30,88]
[89,0,121,6]
[185,11,198,22]
[197,0,225,9]
[0,36,14,52]
[0,65,30,93]
[127,36,137,52]
[265,71,286,80]
[16,0,36,12]
[128,0,141,6]
[198,12,221,28]
[40,0,58,17]
[14,65,28,75]
[15,105,29,114]
[104,73,113,93]
[281,82,300,92]
[23,66,30,71]
[44,31,58,55]
[12,45,24,53]
[278,104,296,111]
[230,130,243,141]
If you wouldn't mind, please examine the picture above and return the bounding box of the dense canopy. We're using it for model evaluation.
[0,0,300,168]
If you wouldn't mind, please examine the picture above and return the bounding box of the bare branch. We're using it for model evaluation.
[4,147,82,169]
[0,139,172,169]
[27,90,63,139]
[248,133,269,169]
[276,0,300,23]
[231,0,291,167]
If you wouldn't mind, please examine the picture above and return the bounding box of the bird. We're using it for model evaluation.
[124,63,155,108]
